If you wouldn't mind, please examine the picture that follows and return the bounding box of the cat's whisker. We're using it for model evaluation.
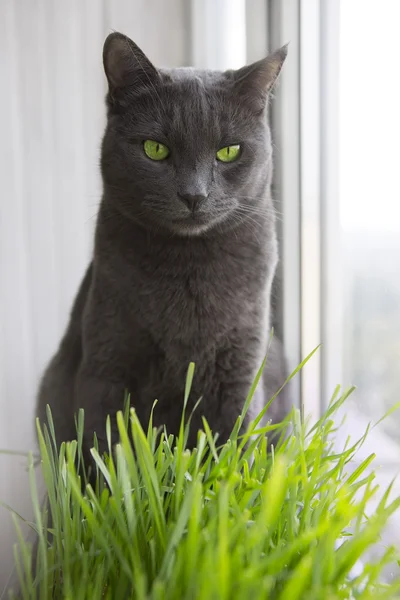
[234,193,284,206]
[234,204,284,219]
[234,202,278,212]
[234,204,283,216]
[233,196,284,212]
[236,211,283,224]
[234,205,282,219]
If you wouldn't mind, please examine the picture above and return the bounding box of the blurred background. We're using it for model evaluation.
[1,0,400,590]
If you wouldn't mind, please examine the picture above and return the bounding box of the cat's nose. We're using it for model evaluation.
[177,193,208,213]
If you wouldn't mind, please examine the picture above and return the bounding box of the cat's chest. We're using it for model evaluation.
[131,248,266,346]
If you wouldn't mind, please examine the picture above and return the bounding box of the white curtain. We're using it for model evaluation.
[0,0,188,588]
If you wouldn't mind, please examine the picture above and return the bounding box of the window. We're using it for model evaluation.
[338,4,400,575]
[340,0,400,450]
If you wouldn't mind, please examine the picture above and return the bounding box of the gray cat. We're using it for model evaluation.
[36,32,289,459]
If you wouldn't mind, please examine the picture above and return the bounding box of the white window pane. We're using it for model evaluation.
[340,0,400,447]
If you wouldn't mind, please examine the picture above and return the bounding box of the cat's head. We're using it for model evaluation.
[101,32,287,236]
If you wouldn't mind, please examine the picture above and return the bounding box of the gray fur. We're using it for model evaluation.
[36,32,289,457]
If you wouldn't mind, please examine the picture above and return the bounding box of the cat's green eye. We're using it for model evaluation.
[144,140,170,161]
[216,144,241,163]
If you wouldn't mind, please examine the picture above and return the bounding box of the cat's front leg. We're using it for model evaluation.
[211,328,267,444]
[75,363,126,463]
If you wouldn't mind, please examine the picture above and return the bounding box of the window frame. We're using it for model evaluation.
[247,0,341,418]
[191,0,342,418]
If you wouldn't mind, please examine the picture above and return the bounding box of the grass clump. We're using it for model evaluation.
[7,361,400,599]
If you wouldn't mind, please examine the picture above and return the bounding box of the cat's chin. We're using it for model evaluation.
[140,210,228,237]
[168,217,215,237]
[168,209,234,236]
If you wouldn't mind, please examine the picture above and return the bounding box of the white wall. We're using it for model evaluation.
[0,0,188,590]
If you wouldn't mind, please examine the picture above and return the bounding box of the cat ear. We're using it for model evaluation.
[232,45,288,113]
[103,32,160,93]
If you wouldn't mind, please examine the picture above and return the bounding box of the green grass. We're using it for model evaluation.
[6,361,400,599]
